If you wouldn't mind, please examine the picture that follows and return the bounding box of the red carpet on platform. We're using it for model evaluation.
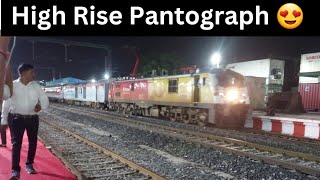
[0,128,77,180]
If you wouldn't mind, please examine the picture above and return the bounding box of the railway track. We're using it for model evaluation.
[55,103,320,147]
[49,104,320,177]
[238,128,320,146]
[49,104,320,149]
[38,117,166,180]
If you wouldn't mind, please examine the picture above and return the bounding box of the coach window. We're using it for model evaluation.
[83,87,86,99]
[131,83,134,91]
[75,87,78,98]
[203,78,206,86]
[116,84,120,88]
[168,79,178,93]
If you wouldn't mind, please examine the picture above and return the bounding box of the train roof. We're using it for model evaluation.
[44,69,244,87]
[111,68,243,82]
[45,77,87,87]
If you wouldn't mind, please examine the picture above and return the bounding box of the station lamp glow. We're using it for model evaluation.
[210,52,221,68]
[91,79,96,83]
[104,74,110,80]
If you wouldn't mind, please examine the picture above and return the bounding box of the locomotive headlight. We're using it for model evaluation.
[226,89,239,101]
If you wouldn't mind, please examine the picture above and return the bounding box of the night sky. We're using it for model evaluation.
[9,36,320,84]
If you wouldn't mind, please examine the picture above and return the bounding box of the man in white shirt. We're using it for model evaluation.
[8,63,49,180]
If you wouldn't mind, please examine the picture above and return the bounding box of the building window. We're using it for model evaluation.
[168,79,178,93]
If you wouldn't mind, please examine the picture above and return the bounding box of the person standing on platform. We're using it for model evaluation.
[0,34,13,149]
[0,34,13,112]
[0,60,14,148]
[8,63,49,180]
[0,89,11,147]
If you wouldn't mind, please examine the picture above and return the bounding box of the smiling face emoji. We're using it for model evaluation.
[277,3,303,29]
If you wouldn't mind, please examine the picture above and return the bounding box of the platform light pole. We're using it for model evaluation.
[105,49,112,78]
[211,52,221,69]
[104,73,110,80]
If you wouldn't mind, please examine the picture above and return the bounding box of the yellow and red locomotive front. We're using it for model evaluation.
[107,69,250,128]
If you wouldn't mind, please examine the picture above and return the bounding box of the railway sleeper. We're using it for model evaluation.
[79,165,126,172]
[73,160,118,166]
[86,171,136,178]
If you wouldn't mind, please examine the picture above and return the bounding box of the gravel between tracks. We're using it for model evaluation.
[74,105,320,157]
[41,107,320,180]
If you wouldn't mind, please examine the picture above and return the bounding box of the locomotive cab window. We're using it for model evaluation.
[270,68,282,80]
[168,79,178,93]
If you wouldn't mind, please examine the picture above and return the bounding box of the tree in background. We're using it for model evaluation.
[137,52,183,77]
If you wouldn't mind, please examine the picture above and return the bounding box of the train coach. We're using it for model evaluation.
[43,85,64,102]
[44,80,109,107]
[44,69,251,128]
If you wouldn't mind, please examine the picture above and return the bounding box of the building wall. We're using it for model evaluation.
[226,58,285,86]
[299,52,320,84]
[300,52,320,73]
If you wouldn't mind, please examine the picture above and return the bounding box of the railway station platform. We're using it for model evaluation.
[245,111,320,139]
[0,128,77,180]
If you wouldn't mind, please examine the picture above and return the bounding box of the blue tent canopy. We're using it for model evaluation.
[45,77,87,86]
